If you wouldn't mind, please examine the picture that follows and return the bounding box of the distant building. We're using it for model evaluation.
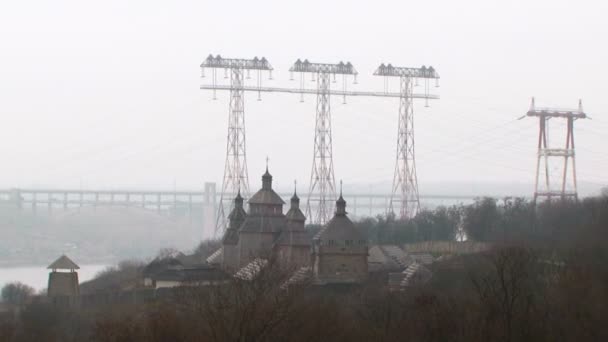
[236,169,290,268]
[135,167,370,289]
[141,168,443,291]
[276,191,311,269]
[221,191,246,272]
[312,194,368,284]
[47,254,80,307]
[142,252,228,289]
[216,168,369,285]
[221,168,312,272]
[151,265,229,289]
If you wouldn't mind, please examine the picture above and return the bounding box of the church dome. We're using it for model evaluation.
[314,194,365,242]
[248,168,285,205]
[286,188,306,222]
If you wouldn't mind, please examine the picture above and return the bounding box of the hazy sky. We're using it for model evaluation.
[1,0,606,194]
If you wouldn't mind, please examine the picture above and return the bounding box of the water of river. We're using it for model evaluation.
[0,264,110,293]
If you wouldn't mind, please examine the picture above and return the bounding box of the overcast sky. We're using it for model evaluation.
[0,0,606,195]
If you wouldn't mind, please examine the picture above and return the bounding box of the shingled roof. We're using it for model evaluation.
[228,192,247,223]
[248,189,285,205]
[285,192,306,222]
[240,215,286,233]
[48,255,80,270]
[314,194,366,242]
[248,168,285,205]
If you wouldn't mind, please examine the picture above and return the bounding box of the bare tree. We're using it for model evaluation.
[173,256,305,342]
[471,247,538,342]
[1,282,35,307]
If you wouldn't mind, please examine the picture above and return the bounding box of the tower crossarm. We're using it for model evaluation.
[373,64,439,79]
[539,148,575,157]
[526,98,587,119]
[199,85,439,99]
[535,191,578,198]
[526,109,586,119]
[200,54,273,70]
[289,59,357,75]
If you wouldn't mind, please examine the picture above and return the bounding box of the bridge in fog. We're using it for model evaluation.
[0,185,482,214]
[0,184,486,237]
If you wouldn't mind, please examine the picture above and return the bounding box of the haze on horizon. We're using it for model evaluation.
[0,0,606,196]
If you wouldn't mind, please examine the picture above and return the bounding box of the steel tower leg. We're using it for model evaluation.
[215,68,250,236]
[389,76,420,219]
[306,72,336,225]
[568,117,579,200]
[533,117,544,203]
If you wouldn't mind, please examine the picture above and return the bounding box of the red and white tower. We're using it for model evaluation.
[526,98,587,202]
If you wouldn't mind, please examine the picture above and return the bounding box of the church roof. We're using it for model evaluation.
[142,257,183,276]
[249,168,285,205]
[285,207,306,221]
[248,189,285,205]
[222,227,240,244]
[286,186,305,221]
[151,265,228,283]
[227,204,247,223]
[314,193,365,242]
[226,192,247,243]
[48,255,80,270]
[314,215,366,241]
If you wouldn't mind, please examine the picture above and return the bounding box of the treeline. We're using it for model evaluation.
[2,244,608,341]
[356,193,608,248]
[2,194,607,341]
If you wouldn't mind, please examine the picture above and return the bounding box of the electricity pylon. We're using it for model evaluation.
[200,55,273,236]
[289,60,358,224]
[200,55,440,228]
[374,64,440,219]
[526,98,587,202]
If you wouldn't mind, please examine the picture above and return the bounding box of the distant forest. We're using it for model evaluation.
[318,189,608,249]
[2,189,608,266]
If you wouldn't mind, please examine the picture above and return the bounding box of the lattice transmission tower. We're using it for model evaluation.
[526,98,587,202]
[374,64,440,219]
[201,55,439,227]
[200,55,273,236]
[289,60,358,225]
